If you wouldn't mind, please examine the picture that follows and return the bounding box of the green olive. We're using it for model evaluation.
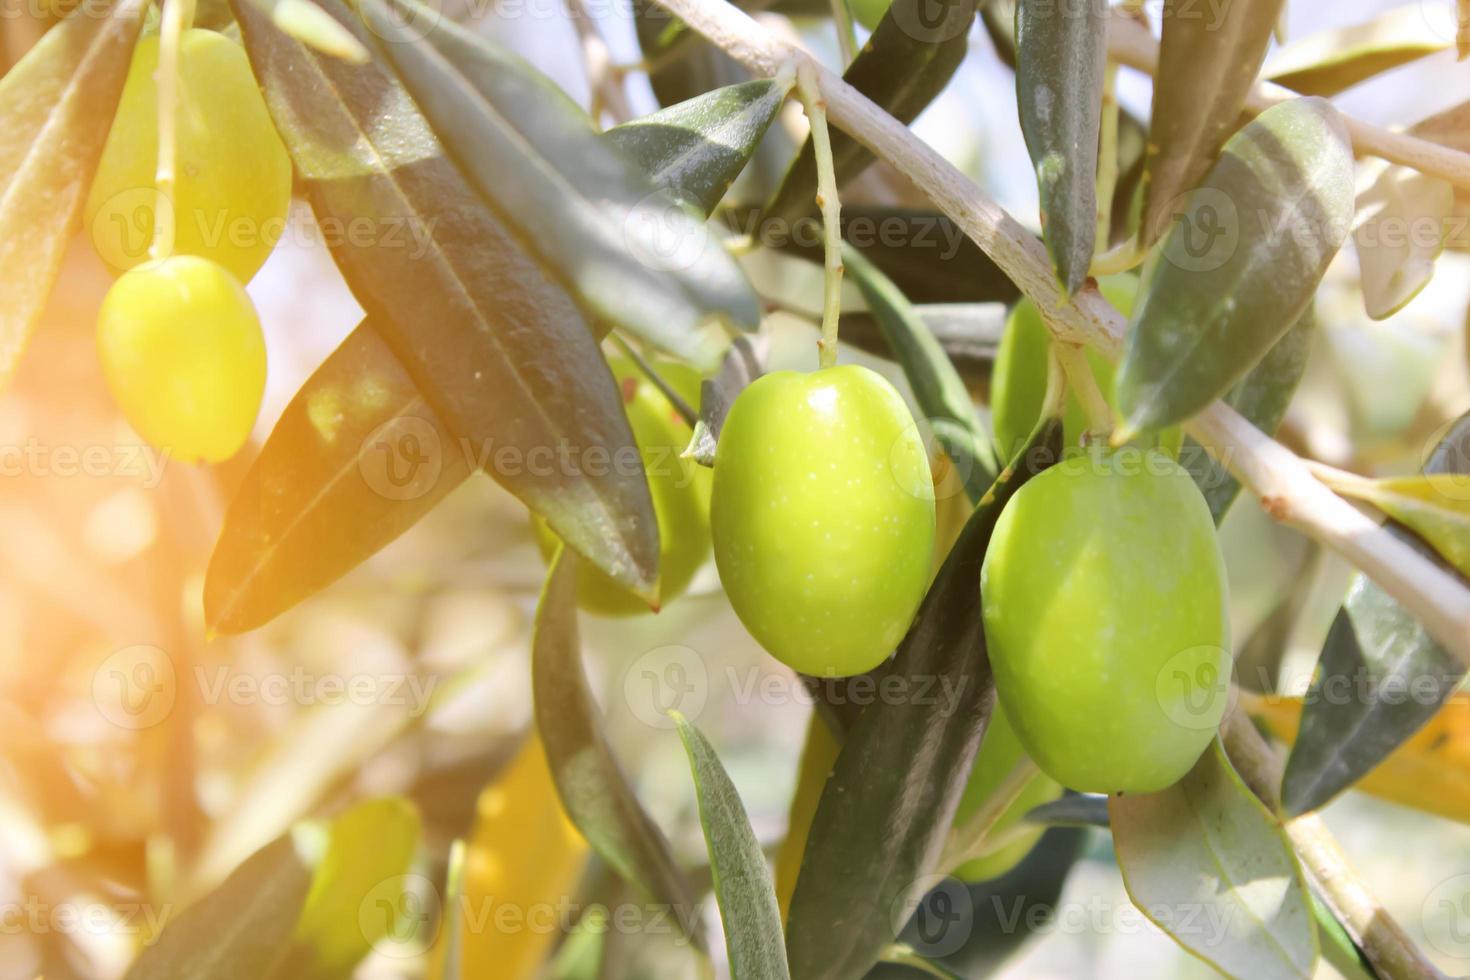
[980,448,1231,793]
[711,365,935,677]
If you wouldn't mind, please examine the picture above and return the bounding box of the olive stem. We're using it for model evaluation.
[150,0,196,263]
[1222,709,1447,980]
[611,333,699,428]
[938,754,1037,872]
[643,0,1470,672]
[795,61,844,371]
[1038,343,1069,424]
[1055,342,1112,443]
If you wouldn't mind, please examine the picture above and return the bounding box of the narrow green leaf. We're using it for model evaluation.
[1111,741,1319,980]
[286,798,423,979]
[1282,413,1470,817]
[0,0,145,387]
[207,71,777,634]
[1354,162,1453,320]
[532,548,705,950]
[843,244,997,498]
[125,831,318,979]
[840,303,1004,383]
[737,204,1020,307]
[1182,306,1315,524]
[761,0,978,225]
[260,0,369,62]
[205,325,469,634]
[1015,0,1107,294]
[686,335,766,467]
[1140,0,1284,246]
[1022,793,1109,829]
[1117,98,1354,436]
[783,415,1063,980]
[1340,473,1470,577]
[360,0,759,367]
[670,712,790,980]
[440,840,465,980]
[1264,6,1450,97]
[1311,891,1380,980]
[605,79,788,216]
[230,0,660,607]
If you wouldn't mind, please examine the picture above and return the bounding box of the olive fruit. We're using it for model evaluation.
[990,274,1137,462]
[952,702,1062,882]
[711,365,935,677]
[87,29,292,285]
[97,255,267,464]
[534,358,710,616]
[980,448,1230,794]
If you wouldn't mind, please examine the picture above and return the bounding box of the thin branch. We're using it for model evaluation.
[647,0,1470,671]
[1107,16,1470,193]
[569,0,633,126]
[796,62,845,370]
[1223,711,1447,980]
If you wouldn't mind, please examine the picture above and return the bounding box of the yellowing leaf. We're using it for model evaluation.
[1353,162,1453,319]
[1252,694,1470,824]
[1335,472,1470,579]
[1265,6,1450,97]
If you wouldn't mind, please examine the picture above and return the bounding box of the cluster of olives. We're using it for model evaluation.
[90,28,291,463]
[558,277,1229,814]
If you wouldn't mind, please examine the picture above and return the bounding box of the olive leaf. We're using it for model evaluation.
[686,335,766,467]
[840,303,1005,380]
[1282,412,1470,817]
[0,0,145,388]
[532,547,706,949]
[1022,793,1110,829]
[1110,741,1319,980]
[783,415,1063,980]
[670,712,790,980]
[230,0,660,606]
[1354,162,1453,320]
[739,204,1020,307]
[843,244,997,499]
[248,0,369,62]
[1139,0,1283,246]
[359,0,758,369]
[1116,98,1354,437]
[283,798,423,979]
[761,0,978,225]
[125,830,319,979]
[1264,6,1450,97]
[1015,0,1108,294]
[1182,306,1315,524]
[1333,473,1470,577]
[209,21,779,631]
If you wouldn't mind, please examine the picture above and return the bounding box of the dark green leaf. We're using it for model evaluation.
[1264,7,1449,97]
[231,0,660,605]
[1022,793,1109,829]
[761,0,978,225]
[605,79,787,216]
[843,244,997,498]
[980,0,1017,68]
[1117,98,1354,436]
[1140,0,1284,245]
[686,335,766,467]
[360,0,759,365]
[532,548,705,949]
[736,204,1020,307]
[285,798,422,980]
[1282,416,1470,816]
[0,0,145,387]
[840,303,1004,385]
[1015,0,1107,294]
[125,832,317,980]
[1182,306,1315,524]
[205,325,469,634]
[670,712,790,980]
[1111,741,1318,980]
[783,416,1063,980]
